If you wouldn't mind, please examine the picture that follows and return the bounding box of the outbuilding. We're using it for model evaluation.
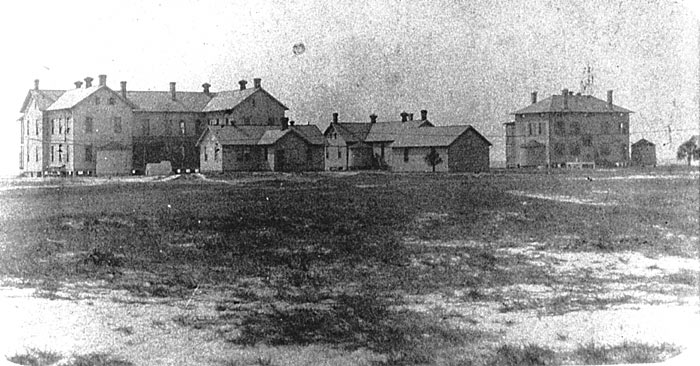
[631,139,656,167]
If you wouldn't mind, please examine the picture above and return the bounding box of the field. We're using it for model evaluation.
[0,169,698,366]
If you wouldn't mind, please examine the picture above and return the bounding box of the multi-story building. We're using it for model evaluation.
[505,89,632,168]
[18,75,289,176]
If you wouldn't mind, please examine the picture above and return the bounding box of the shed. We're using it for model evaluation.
[631,139,656,167]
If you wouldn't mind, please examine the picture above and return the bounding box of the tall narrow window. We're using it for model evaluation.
[337,147,341,159]
[114,117,122,133]
[58,144,63,163]
[180,120,186,135]
[538,123,543,135]
[108,97,115,105]
[66,145,70,163]
[528,123,533,136]
[204,148,208,162]
[85,117,93,133]
[58,119,63,134]
[66,118,71,134]
[85,145,94,162]
[403,148,409,162]
[306,147,312,163]
[214,144,220,160]
[51,145,55,162]
[35,119,39,135]
[51,119,55,135]
[35,147,38,162]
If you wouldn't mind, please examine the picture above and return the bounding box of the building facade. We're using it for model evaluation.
[18,76,288,176]
[506,89,632,168]
[631,138,656,167]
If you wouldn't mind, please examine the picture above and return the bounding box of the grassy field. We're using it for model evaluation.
[0,169,698,365]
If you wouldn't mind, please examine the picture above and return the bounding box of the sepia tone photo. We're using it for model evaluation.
[0,1,698,365]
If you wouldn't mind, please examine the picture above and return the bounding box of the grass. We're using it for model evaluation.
[1,169,697,364]
[7,350,133,366]
[568,341,682,364]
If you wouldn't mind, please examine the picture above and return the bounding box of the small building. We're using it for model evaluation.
[631,139,656,167]
[96,142,133,175]
[197,121,325,172]
[391,125,491,172]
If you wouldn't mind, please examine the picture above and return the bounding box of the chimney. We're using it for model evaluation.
[202,83,211,95]
[120,81,127,99]
[84,77,93,88]
[409,113,414,121]
[281,117,289,130]
[98,74,107,87]
[332,112,338,123]
[370,114,377,123]
[400,111,408,122]
[562,88,569,109]
[420,110,428,121]
[239,80,247,90]
[253,78,261,89]
[531,91,537,104]
[34,79,40,90]
[170,82,176,100]
[607,90,613,109]
[74,81,83,89]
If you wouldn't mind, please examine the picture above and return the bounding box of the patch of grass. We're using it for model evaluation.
[660,269,698,286]
[487,344,557,366]
[68,352,133,366]
[7,348,62,366]
[569,341,682,364]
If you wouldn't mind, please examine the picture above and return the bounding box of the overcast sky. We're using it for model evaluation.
[0,0,698,174]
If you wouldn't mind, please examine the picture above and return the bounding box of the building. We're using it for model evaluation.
[18,76,288,176]
[505,89,632,168]
[197,119,325,172]
[630,139,656,167]
[324,110,491,172]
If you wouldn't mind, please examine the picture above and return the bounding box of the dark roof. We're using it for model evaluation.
[364,120,433,142]
[127,91,212,112]
[326,122,373,143]
[20,89,65,113]
[632,138,655,147]
[513,94,633,114]
[392,125,492,147]
[202,88,288,112]
[198,124,324,146]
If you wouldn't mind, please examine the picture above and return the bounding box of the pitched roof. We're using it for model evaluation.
[45,86,102,111]
[364,120,432,142]
[392,125,492,147]
[327,123,373,143]
[20,89,65,113]
[632,138,655,147]
[127,91,212,112]
[512,94,633,114]
[198,124,325,147]
[202,88,289,112]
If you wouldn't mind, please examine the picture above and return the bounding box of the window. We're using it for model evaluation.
[337,147,341,159]
[51,119,55,135]
[251,97,256,106]
[264,147,268,160]
[58,144,63,162]
[95,97,100,105]
[528,123,533,136]
[268,117,276,126]
[243,147,251,161]
[85,117,94,133]
[35,147,39,162]
[35,119,39,135]
[204,148,208,162]
[58,118,62,134]
[306,147,312,162]
[85,145,94,162]
[325,147,329,159]
[214,144,220,160]
[51,145,55,162]
[114,117,122,133]
[582,135,592,147]
[66,145,70,163]
[108,97,115,105]
[538,122,543,135]
[620,144,628,158]
[180,120,186,135]
[142,119,150,135]
[404,148,409,162]
[66,118,71,134]
[619,121,627,133]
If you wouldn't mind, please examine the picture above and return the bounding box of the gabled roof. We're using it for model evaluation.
[46,86,135,111]
[512,94,633,114]
[392,125,492,148]
[127,91,212,112]
[197,124,324,147]
[632,138,655,147]
[202,88,289,113]
[364,120,433,142]
[325,123,374,143]
[20,89,65,113]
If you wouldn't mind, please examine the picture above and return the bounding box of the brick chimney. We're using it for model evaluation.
[281,117,289,130]
[562,88,569,109]
[120,81,127,99]
[98,74,107,87]
[202,83,211,95]
[34,79,39,90]
[239,80,247,90]
[531,91,537,104]
[607,90,613,109]
[74,81,83,89]
[170,82,176,100]
[400,112,408,122]
[420,110,428,121]
[370,114,377,123]
[253,78,261,89]
[84,77,93,88]
[332,112,338,123]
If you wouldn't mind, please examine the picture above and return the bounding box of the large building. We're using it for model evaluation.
[18,76,289,176]
[324,110,491,172]
[505,89,632,168]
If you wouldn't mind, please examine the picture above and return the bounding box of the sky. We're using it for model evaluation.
[1,0,698,175]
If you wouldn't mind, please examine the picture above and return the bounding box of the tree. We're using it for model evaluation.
[676,137,700,166]
[424,147,443,172]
